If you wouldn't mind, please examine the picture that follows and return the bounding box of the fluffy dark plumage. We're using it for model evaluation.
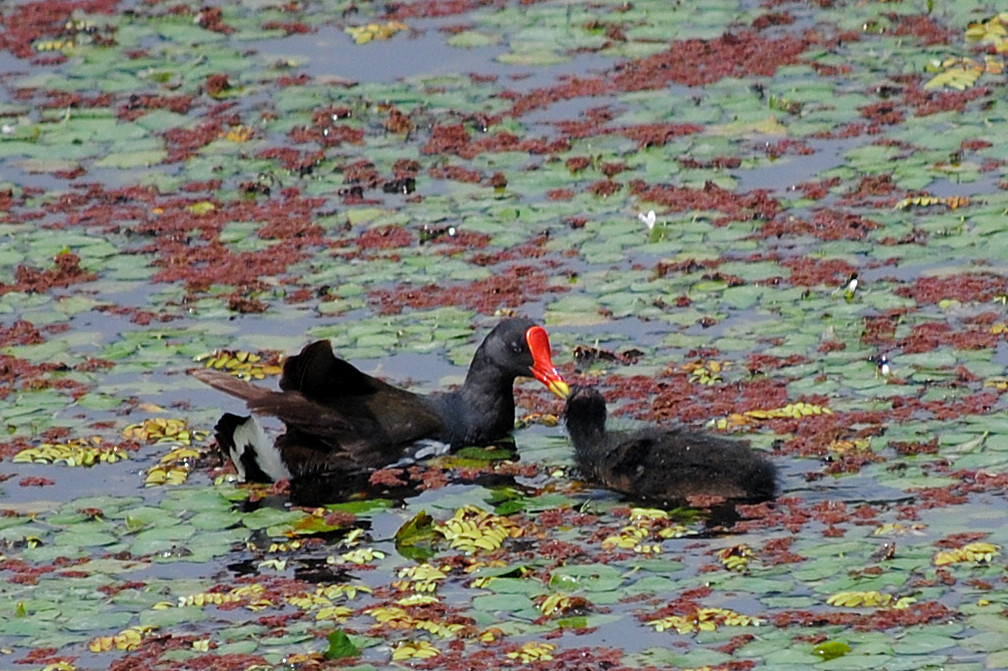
[564,386,776,506]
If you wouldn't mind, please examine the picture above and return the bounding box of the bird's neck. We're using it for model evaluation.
[462,348,515,391]
[565,404,609,477]
[460,354,516,410]
[568,420,607,454]
[448,352,516,444]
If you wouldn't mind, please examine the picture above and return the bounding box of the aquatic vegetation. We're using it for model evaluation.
[2,0,1008,668]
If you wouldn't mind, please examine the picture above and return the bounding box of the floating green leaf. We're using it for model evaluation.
[323,629,361,660]
[813,640,852,660]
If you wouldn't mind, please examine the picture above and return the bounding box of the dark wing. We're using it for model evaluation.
[276,340,446,456]
[279,339,377,398]
[191,368,355,435]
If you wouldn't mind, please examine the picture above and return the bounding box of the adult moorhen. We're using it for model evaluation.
[193,318,570,482]
[563,386,776,506]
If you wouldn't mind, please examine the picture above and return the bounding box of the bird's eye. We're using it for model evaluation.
[509,341,523,354]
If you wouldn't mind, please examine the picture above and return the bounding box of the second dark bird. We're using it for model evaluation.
[563,386,776,507]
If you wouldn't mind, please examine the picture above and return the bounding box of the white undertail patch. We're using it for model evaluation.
[231,416,291,482]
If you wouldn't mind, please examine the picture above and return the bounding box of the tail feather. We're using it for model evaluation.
[191,368,272,403]
[245,391,357,439]
[192,367,357,439]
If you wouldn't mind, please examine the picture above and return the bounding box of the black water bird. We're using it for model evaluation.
[194,318,570,483]
[563,386,776,506]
